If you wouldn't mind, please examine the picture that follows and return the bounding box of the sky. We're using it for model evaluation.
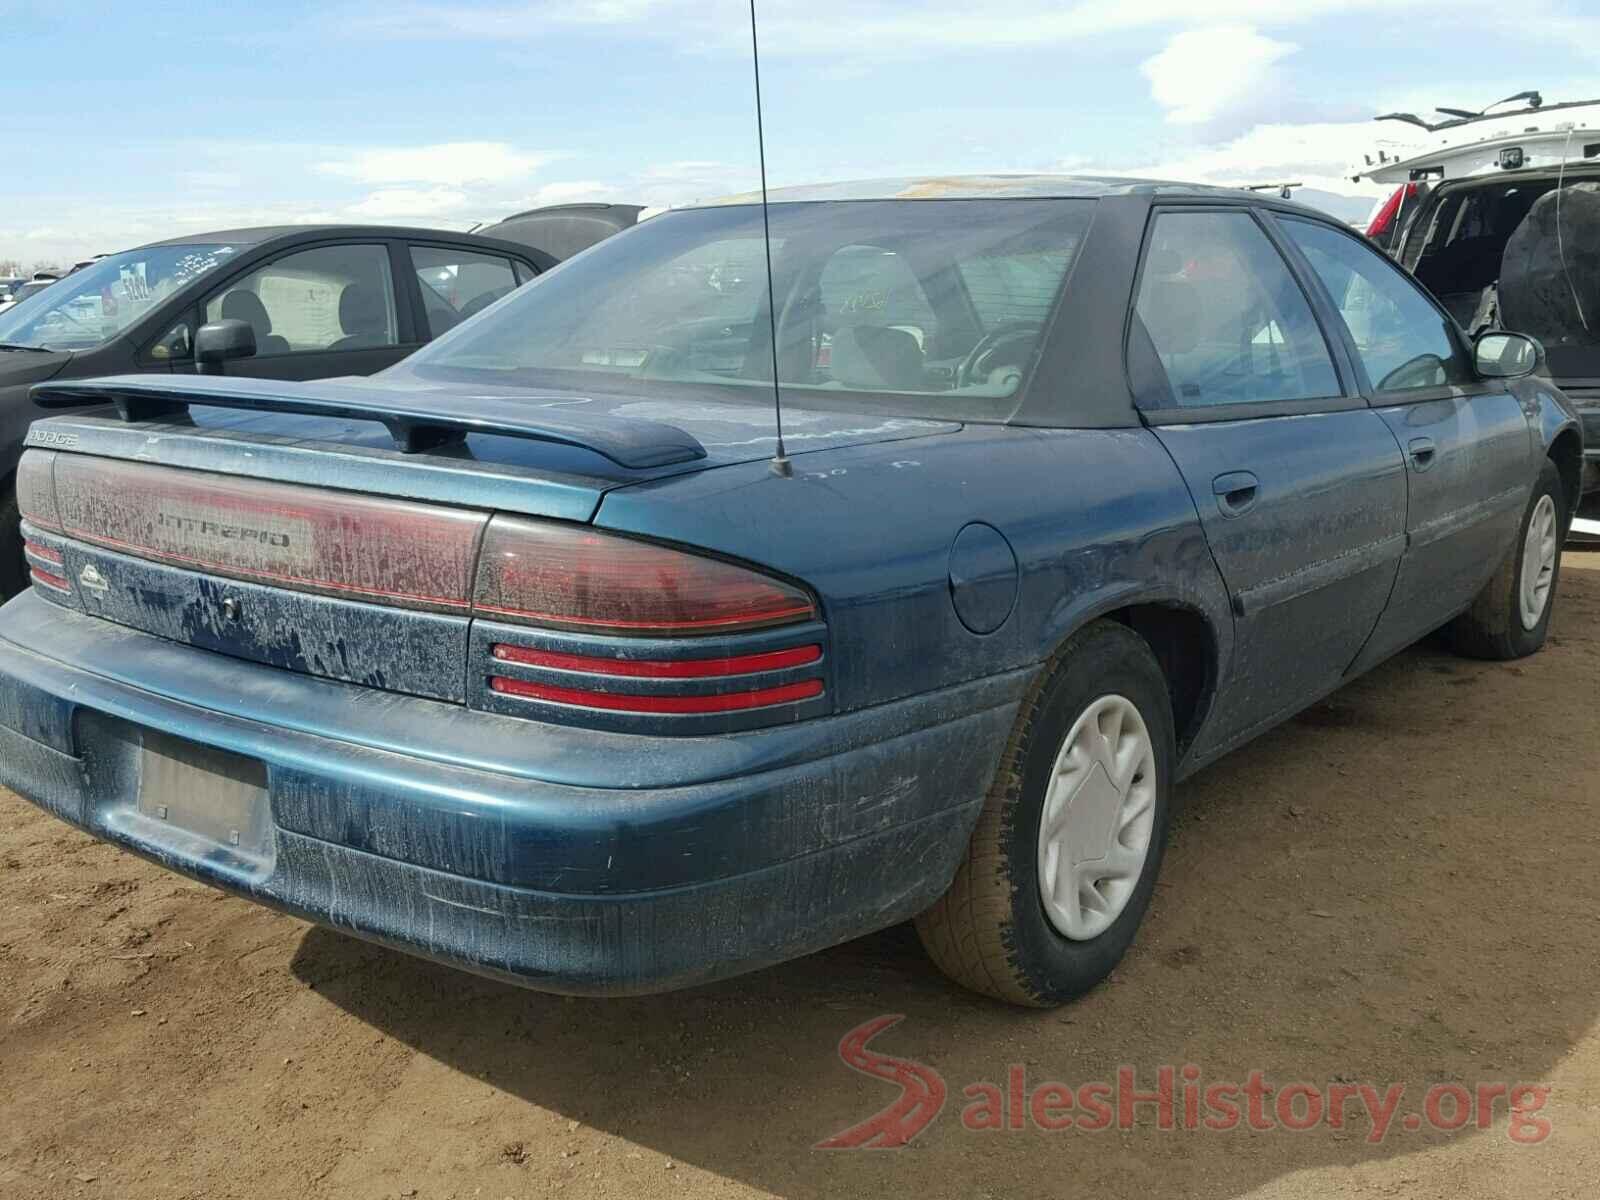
[2,0,1598,267]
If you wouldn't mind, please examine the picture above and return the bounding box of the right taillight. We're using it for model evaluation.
[1366,183,1418,241]
[473,516,816,636]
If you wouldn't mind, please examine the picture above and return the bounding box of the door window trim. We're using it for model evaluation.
[1123,203,1362,425]
[1267,211,1486,406]
[402,241,532,341]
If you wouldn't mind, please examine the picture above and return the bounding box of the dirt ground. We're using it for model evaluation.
[3,558,1600,1200]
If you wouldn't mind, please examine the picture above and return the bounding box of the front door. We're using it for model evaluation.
[1129,208,1408,753]
[200,242,420,383]
[1276,216,1535,670]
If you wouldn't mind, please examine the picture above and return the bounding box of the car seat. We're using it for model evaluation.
[829,325,926,390]
[329,285,391,351]
[219,291,291,356]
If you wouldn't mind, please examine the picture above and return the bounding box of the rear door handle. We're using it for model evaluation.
[1212,470,1259,518]
[1407,437,1437,471]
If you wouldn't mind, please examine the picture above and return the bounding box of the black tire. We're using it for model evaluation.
[1451,459,1566,661]
[916,620,1175,1007]
[0,484,24,601]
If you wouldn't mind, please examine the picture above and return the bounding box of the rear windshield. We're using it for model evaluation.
[409,199,1094,419]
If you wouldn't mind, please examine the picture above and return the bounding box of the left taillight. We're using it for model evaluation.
[23,536,69,594]
[16,450,61,531]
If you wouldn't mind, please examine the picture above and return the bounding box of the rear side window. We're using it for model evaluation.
[1133,211,1340,408]
[411,246,522,338]
[205,244,397,356]
[957,249,1072,327]
[1281,218,1470,393]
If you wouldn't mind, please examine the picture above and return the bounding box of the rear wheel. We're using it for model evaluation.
[0,484,23,600]
[1452,459,1566,661]
[916,621,1175,1007]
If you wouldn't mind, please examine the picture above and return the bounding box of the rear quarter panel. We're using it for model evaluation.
[595,423,1232,728]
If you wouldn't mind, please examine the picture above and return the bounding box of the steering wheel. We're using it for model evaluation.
[958,321,1043,387]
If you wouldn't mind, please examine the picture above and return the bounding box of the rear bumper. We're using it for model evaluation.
[0,593,1021,994]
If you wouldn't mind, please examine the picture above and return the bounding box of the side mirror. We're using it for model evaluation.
[1474,330,1542,380]
[194,318,257,375]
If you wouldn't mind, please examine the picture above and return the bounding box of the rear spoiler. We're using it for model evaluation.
[30,375,707,469]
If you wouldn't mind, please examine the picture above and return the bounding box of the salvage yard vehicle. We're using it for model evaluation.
[481,202,646,262]
[0,226,554,597]
[0,177,1581,1007]
[1355,92,1600,535]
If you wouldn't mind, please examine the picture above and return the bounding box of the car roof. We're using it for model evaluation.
[692,174,1337,217]
[138,224,549,260]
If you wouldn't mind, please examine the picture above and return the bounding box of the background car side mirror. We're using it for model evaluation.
[194,319,257,375]
[1474,331,1542,380]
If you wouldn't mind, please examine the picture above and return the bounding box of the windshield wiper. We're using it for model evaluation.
[0,342,53,353]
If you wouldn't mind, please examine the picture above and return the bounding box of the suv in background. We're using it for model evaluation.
[1393,169,1600,530]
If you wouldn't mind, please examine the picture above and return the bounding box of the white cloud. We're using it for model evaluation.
[1141,27,1296,126]
[1093,119,1423,199]
[345,187,470,219]
[315,141,553,185]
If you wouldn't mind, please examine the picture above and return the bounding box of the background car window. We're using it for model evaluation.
[205,244,397,356]
[147,318,193,362]
[1134,211,1340,407]
[1282,218,1469,393]
[411,246,521,337]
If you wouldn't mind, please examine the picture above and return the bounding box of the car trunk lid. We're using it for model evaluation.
[19,375,953,705]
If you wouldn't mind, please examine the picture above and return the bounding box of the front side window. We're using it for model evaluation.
[1133,211,1340,408]
[408,199,1094,418]
[1282,217,1470,393]
[205,244,397,357]
[411,246,521,337]
[0,244,236,351]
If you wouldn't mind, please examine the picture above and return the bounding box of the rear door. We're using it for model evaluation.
[1129,207,1408,752]
[200,241,419,381]
[1276,215,1534,671]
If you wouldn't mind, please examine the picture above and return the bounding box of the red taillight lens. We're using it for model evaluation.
[29,566,71,593]
[490,642,821,678]
[51,456,487,611]
[24,539,62,566]
[1366,183,1417,239]
[474,516,815,636]
[490,675,823,713]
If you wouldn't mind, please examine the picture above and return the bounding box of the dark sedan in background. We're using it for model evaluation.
[0,224,554,593]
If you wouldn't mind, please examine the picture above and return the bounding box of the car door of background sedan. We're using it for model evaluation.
[1275,216,1535,673]
[1128,208,1408,755]
[196,242,421,383]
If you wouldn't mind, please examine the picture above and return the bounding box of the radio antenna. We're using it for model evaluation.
[747,0,791,477]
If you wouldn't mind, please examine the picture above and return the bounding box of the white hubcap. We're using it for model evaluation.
[1036,694,1158,941]
[1519,494,1558,631]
